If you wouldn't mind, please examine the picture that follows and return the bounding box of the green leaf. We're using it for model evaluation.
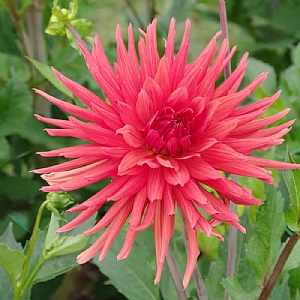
[44,213,89,258]
[246,184,286,280]
[222,275,261,300]
[0,176,41,201]
[0,243,26,286]
[204,231,228,299]
[93,228,160,300]
[24,211,96,288]
[269,276,290,300]
[283,239,300,274]
[0,223,23,251]
[284,152,300,232]
[222,212,261,299]
[0,271,14,300]
[288,266,300,297]
[245,58,277,97]
[271,3,300,36]
[233,212,260,293]
[27,57,73,98]
[0,72,33,137]
[0,137,9,163]
[0,223,24,298]
[0,53,30,83]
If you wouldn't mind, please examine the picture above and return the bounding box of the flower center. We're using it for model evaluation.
[145,107,193,156]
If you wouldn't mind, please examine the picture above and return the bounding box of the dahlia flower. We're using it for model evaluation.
[33,18,299,288]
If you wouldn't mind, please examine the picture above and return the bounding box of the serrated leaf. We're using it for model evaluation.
[222,275,261,300]
[0,223,23,251]
[30,251,81,286]
[234,212,260,292]
[0,243,26,286]
[284,152,300,232]
[246,184,286,280]
[220,212,261,299]
[93,229,160,300]
[27,57,73,98]
[0,72,33,137]
[204,230,228,299]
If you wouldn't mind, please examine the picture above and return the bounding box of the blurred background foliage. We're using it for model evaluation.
[0,0,300,299]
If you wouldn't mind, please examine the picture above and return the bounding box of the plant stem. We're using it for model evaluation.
[165,247,188,300]
[178,208,208,300]
[218,0,231,79]
[257,232,300,300]
[14,200,49,300]
[218,2,237,300]
[146,0,155,24]
[6,0,33,69]
[26,0,51,118]
[123,0,145,29]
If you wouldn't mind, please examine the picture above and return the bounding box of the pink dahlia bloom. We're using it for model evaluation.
[33,19,299,288]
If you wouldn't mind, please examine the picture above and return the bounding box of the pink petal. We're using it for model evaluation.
[182,220,200,289]
[153,200,174,284]
[117,226,138,260]
[118,147,152,175]
[163,162,190,186]
[116,124,145,148]
[129,187,148,226]
[184,157,222,180]
[147,167,165,201]
[56,206,100,233]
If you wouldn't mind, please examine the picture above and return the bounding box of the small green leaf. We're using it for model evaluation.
[246,184,286,280]
[27,57,73,98]
[0,243,26,286]
[44,211,94,257]
[93,228,160,300]
[284,152,300,232]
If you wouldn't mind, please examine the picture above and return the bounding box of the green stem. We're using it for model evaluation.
[122,0,144,29]
[257,232,300,300]
[165,247,188,300]
[218,1,237,299]
[25,0,51,117]
[14,200,49,300]
[6,0,33,72]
